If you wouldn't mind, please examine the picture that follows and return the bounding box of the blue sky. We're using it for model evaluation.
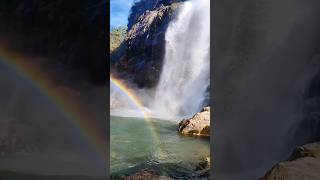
[110,0,134,30]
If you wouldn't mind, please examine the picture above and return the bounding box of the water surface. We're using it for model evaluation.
[111,116,210,179]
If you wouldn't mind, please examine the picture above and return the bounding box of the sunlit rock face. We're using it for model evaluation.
[178,107,210,137]
[113,0,185,88]
[262,142,320,180]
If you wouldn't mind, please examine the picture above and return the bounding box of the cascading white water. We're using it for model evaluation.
[152,0,210,119]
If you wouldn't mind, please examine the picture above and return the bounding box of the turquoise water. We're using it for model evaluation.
[110,116,210,179]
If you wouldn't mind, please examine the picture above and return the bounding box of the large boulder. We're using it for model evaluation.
[262,142,320,180]
[178,107,210,137]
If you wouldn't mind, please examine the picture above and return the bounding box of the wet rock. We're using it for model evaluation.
[197,156,211,170]
[178,107,210,137]
[262,142,320,180]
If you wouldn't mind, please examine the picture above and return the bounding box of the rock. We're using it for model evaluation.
[262,142,320,180]
[289,142,320,160]
[113,0,184,88]
[195,155,211,178]
[197,156,211,170]
[178,107,210,137]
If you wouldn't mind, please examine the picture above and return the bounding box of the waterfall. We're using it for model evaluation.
[152,0,210,119]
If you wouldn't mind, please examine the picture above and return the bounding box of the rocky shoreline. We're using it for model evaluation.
[179,106,211,176]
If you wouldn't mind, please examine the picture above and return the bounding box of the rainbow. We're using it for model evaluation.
[0,43,106,160]
[110,74,167,159]
[110,74,151,119]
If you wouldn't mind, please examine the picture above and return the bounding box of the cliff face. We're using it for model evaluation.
[112,0,185,88]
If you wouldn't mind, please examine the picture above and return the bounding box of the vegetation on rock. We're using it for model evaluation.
[110,26,127,53]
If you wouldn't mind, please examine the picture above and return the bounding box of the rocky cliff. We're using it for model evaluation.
[112,0,186,88]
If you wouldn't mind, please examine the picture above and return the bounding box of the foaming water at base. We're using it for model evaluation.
[110,109,145,118]
[111,108,192,122]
